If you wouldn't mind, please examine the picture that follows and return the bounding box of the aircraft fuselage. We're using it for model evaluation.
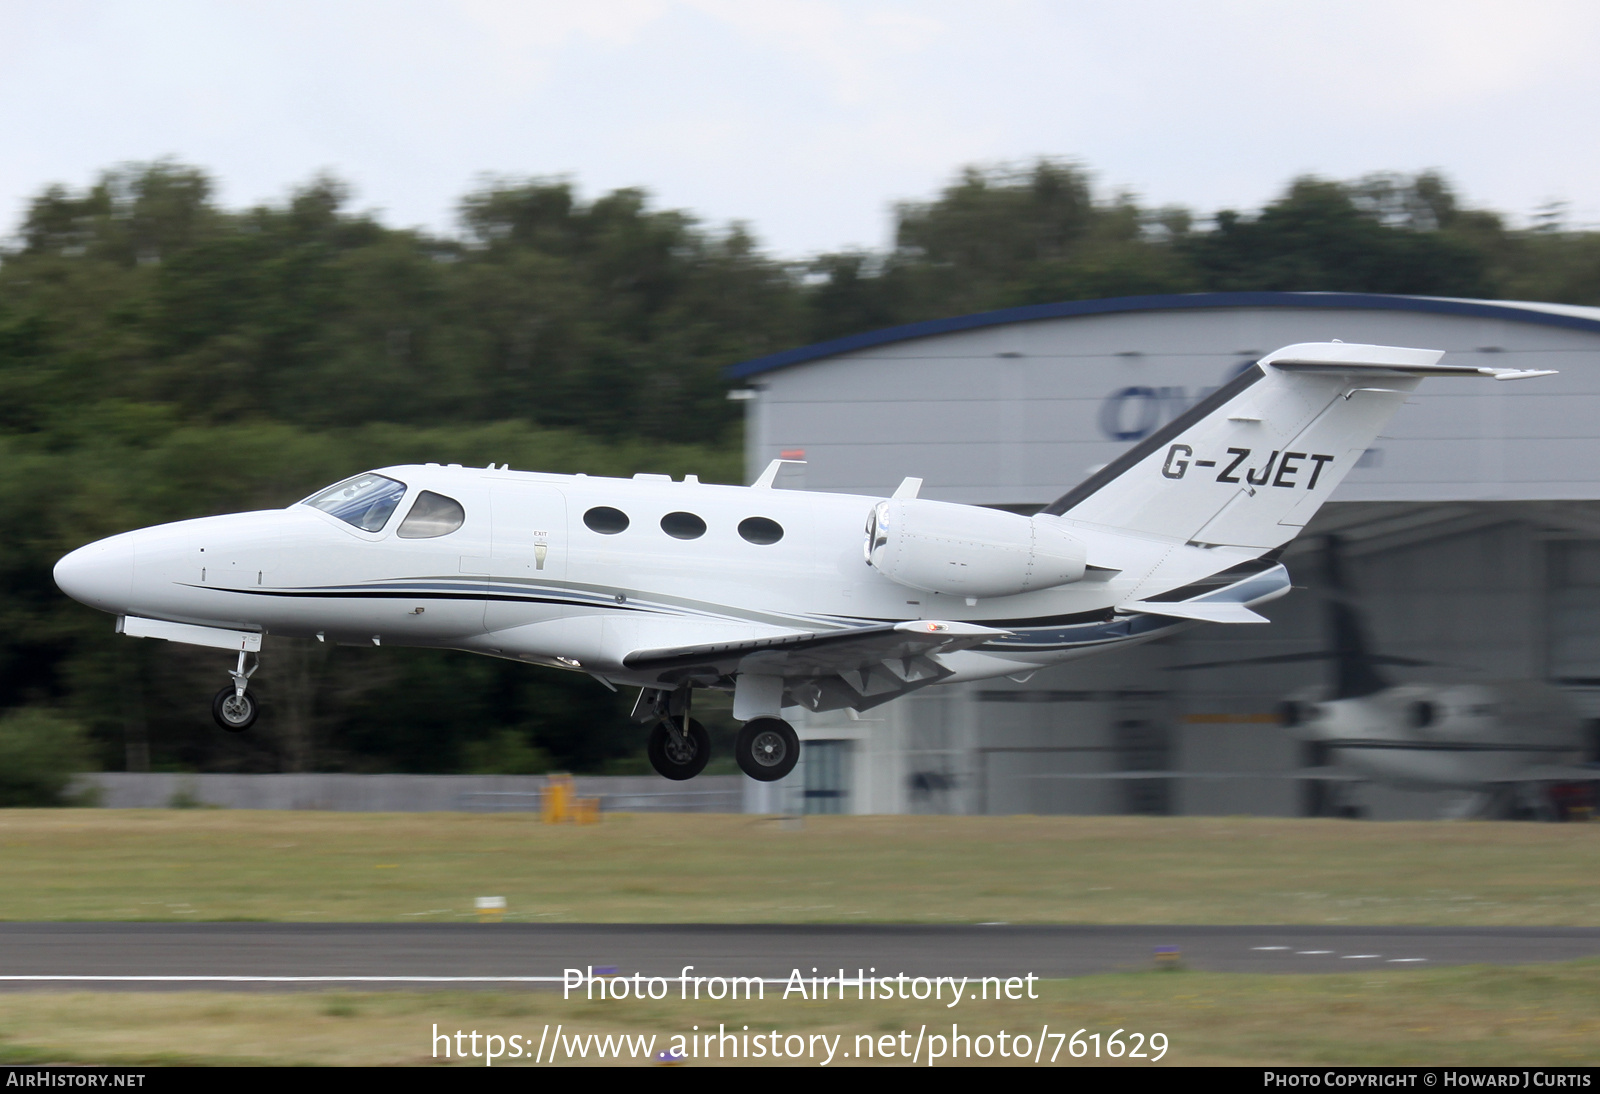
[56,463,1284,690]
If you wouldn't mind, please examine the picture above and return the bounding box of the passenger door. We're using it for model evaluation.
[486,483,568,633]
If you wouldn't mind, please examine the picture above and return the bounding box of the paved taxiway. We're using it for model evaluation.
[0,924,1597,988]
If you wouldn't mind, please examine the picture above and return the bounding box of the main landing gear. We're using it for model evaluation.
[637,685,710,781]
[734,717,799,782]
[635,685,802,783]
[647,715,710,781]
[211,650,260,733]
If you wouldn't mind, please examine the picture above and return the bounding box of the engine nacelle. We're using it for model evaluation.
[864,499,1088,599]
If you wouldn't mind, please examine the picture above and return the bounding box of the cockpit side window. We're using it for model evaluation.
[397,491,466,539]
[302,473,407,532]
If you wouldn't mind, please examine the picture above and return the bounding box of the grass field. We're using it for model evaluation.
[1,964,1597,1066]
[0,809,1595,924]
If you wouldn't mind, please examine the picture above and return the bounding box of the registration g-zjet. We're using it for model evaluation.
[54,344,1554,783]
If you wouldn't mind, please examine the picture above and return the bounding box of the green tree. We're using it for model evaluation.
[1183,175,1492,296]
[0,707,94,805]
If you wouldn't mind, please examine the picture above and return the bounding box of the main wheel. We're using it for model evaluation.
[647,717,710,781]
[211,686,259,732]
[735,717,799,782]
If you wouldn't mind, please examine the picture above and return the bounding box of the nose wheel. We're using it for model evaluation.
[735,717,799,782]
[212,686,260,732]
[211,650,260,732]
[647,717,710,781]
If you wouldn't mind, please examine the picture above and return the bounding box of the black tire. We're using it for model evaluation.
[647,717,710,781]
[211,686,259,732]
[735,717,799,782]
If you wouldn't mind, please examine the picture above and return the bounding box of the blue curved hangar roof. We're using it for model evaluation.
[725,292,1600,380]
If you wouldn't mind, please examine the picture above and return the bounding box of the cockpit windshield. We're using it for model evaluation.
[301,473,407,532]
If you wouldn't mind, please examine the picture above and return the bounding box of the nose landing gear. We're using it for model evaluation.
[211,650,260,732]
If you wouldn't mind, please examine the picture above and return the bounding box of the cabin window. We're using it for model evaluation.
[583,506,630,534]
[660,511,707,540]
[302,473,407,532]
[739,516,784,545]
[397,491,466,539]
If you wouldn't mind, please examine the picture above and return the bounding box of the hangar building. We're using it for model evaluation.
[726,292,1600,819]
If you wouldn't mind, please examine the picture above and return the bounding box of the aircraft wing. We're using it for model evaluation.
[622,620,1011,711]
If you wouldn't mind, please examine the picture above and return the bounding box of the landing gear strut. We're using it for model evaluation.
[638,686,710,780]
[735,717,799,782]
[211,650,260,732]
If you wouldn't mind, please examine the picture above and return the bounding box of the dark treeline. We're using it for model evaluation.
[4,157,1599,790]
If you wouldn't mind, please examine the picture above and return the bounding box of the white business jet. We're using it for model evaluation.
[53,343,1554,783]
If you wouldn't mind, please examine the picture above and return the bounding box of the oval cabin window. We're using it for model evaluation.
[738,517,784,545]
[396,491,466,539]
[583,506,630,534]
[660,511,707,540]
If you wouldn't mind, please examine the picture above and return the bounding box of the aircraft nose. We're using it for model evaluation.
[54,536,136,613]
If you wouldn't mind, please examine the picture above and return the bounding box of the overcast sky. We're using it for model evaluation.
[3,0,1598,257]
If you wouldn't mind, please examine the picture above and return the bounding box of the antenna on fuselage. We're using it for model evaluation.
[751,458,806,488]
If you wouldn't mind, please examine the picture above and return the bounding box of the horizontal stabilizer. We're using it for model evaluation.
[1263,343,1557,381]
[1121,600,1269,624]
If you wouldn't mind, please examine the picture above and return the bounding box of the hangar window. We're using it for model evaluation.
[397,491,466,539]
[583,506,630,534]
[302,473,407,532]
[739,517,784,545]
[660,511,707,540]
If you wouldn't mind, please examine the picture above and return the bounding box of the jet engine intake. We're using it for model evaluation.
[864,499,1087,599]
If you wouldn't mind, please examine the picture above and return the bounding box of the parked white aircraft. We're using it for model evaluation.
[1176,536,1596,818]
[53,343,1556,783]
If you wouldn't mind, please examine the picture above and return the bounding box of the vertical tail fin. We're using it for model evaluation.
[1043,342,1552,550]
